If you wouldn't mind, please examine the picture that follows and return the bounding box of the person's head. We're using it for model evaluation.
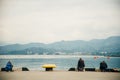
[79,58,84,61]
[79,58,82,60]
[8,60,11,63]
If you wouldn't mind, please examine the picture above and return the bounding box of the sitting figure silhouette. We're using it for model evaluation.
[5,61,13,72]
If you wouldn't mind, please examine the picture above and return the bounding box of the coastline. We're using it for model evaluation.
[0,55,120,71]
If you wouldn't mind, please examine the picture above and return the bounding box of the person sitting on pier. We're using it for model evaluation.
[77,58,85,71]
[100,61,108,72]
[5,61,13,72]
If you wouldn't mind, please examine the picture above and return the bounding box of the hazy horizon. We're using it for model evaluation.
[0,35,119,46]
[0,0,120,45]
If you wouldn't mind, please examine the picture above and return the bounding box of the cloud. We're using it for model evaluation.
[0,0,120,44]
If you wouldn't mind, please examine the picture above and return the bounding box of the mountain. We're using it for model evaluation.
[47,40,95,53]
[90,36,120,51]
[0,36,120,56]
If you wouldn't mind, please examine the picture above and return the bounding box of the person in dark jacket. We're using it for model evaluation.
[5,61,13,72]
[77,58,85,71]
[100,61,107,72]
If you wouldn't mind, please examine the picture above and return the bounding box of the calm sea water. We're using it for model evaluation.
[0,55,120,70]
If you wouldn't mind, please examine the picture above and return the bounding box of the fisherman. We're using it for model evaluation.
[77,58,85,71]
[100,61,108,72]
[5,61,13,72]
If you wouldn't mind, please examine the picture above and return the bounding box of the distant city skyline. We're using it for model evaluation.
[0,0,120,44]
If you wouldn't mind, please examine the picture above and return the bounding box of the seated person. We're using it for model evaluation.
[5,61,13,72]
[100,61,107,72]
[77,58,85,71]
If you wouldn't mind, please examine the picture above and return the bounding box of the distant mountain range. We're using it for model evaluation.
[0,36,120,56]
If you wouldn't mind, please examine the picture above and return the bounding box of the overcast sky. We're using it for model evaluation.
[0,0,120,44]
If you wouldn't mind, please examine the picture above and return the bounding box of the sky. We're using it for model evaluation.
[0,0,120,45]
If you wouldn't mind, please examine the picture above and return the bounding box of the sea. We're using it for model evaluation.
[0,55,120,70]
